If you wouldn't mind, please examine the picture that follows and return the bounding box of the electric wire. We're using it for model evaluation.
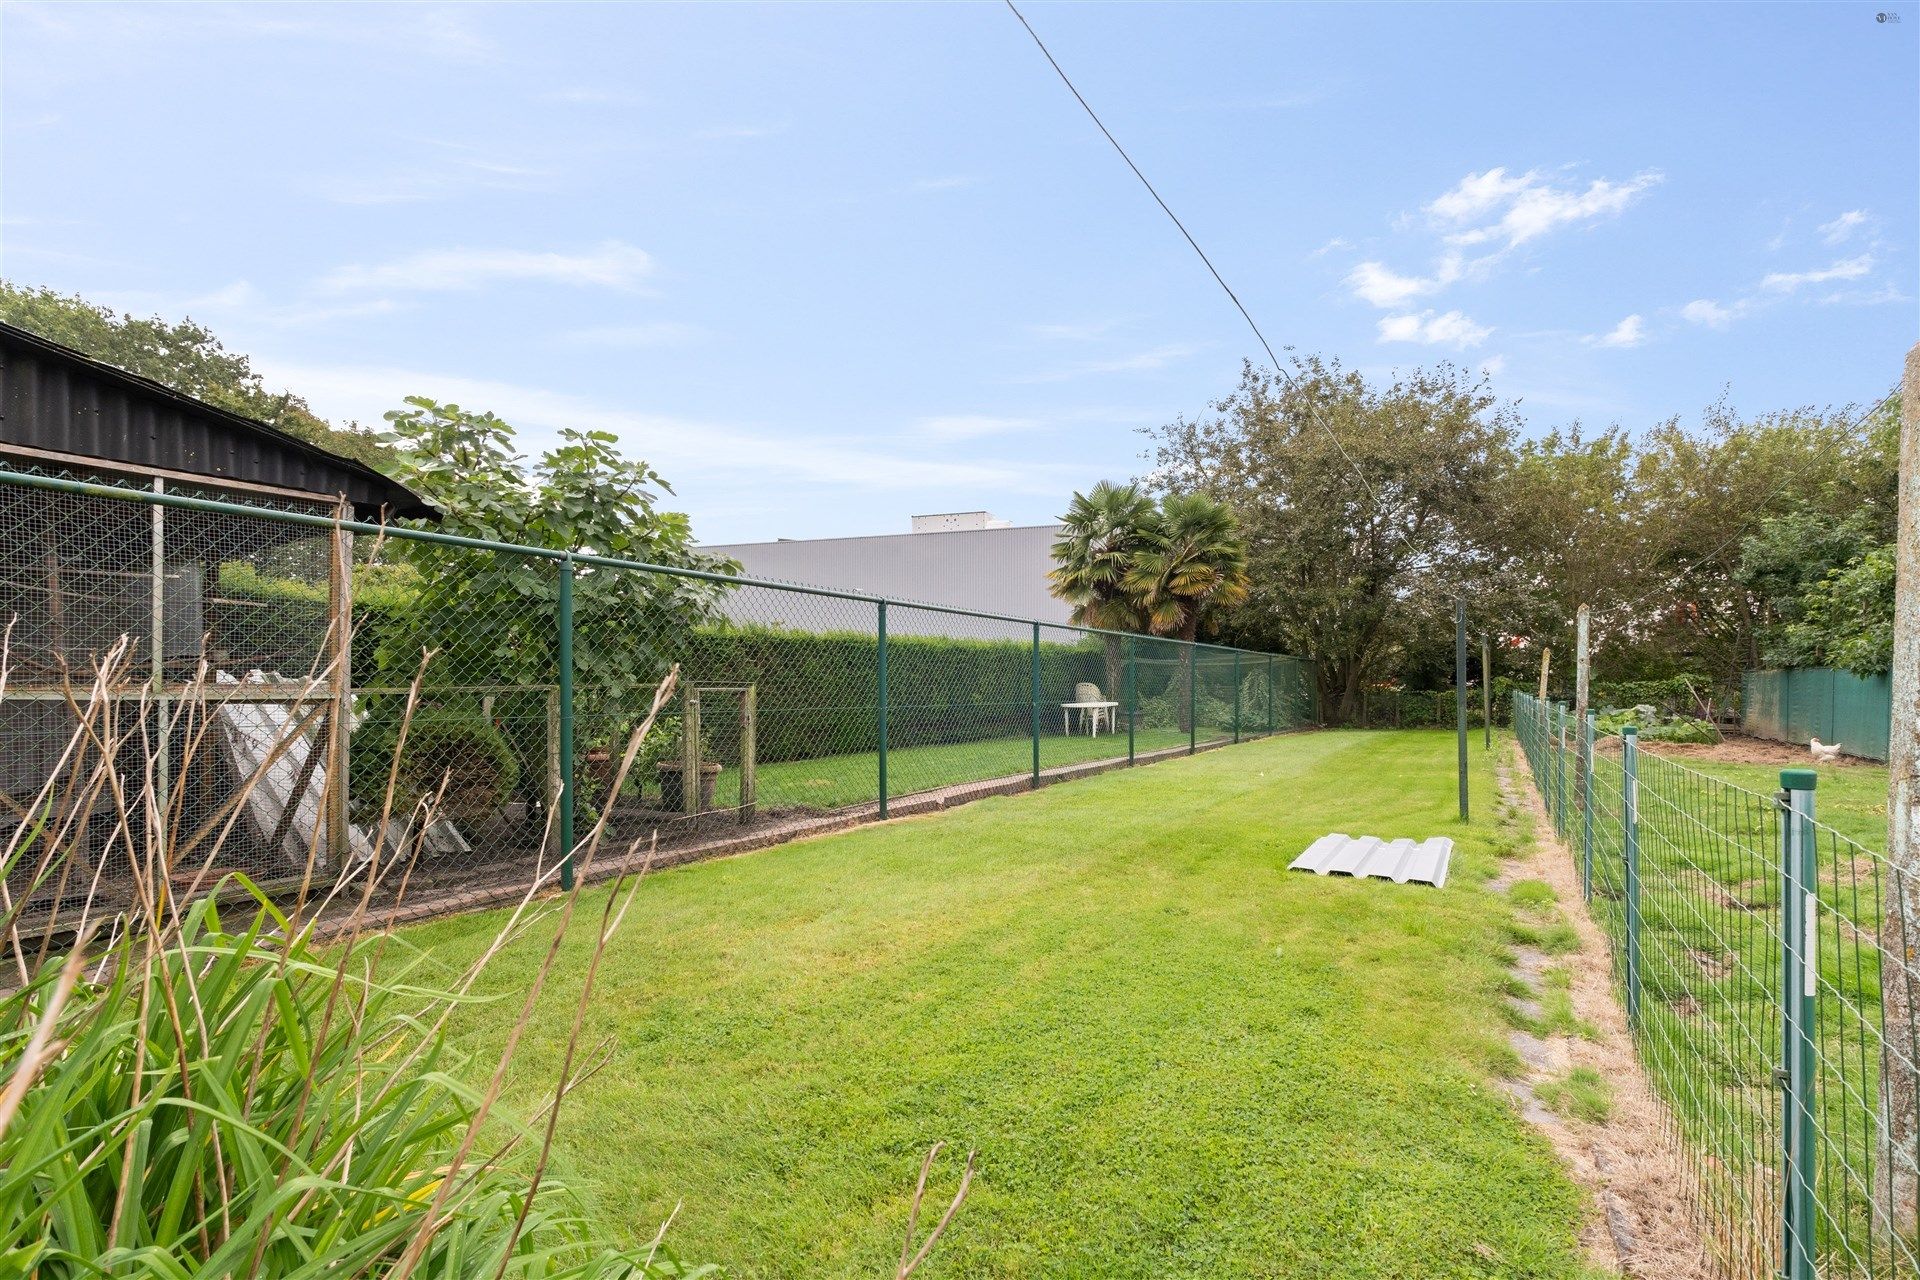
[1003,0,1376,501]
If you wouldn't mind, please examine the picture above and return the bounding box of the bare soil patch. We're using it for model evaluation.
[1494,747,1715,1279]
[1636,733,1871,768]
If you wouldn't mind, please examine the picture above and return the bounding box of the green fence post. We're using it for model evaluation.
[1188,644,1198,755]
[1622,725,1641,1027]
[876,600,889,819]
[1779,767,1819,1280]
[1581,711,1595,902]
[1555,703,1569,836]
[1125,634,1137,765]
[1232,650,1242,744]
[1030,621,1041,788]
[556,555,576,892]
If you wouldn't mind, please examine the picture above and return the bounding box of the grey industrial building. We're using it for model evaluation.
[703,511,1070,637]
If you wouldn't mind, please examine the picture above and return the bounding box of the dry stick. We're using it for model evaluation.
[388,670,680,1280]
[896,1144,979,1279]
[0,640,134,972]
[489,834,661,1280]
[235,654,443,1280]
[0,932,90,1141]
[280,669,681,1258]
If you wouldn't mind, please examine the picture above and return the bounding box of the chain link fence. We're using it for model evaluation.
[1515,692,1919,1279]
[0,467,1317,931]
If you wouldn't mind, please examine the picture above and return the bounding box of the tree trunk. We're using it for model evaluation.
[1877,341,1920,1240]
[1174,618,1200,733]
[1102,633,1124,708]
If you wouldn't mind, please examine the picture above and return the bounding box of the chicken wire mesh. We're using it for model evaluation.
[1515,692,1920,1280]
[0,468,1316,935]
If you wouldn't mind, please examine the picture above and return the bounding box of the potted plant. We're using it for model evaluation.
[646,713,722,811]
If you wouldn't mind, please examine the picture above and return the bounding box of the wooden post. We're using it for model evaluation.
[325,511,352,870]
[1878,342,1920,1238]
[681,687,702,816]
[150,478,170,863]
[1537,646,1552,702]
[740,684,758,824]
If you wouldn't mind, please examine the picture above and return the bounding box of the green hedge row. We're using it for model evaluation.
[215,568,1302,768]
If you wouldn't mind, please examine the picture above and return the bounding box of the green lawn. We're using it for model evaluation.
[1637,747,1890,852]
[408,731,1594,1278]
[711,725,1232,812]
[1538,736,1895,1267]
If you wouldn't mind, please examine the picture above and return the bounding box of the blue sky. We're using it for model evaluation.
[2,2,1914,543]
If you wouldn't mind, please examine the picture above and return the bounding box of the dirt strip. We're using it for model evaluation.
[1494,744,1716,1279]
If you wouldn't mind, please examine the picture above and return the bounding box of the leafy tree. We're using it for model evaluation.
[1147,357,1516,722]
[1124,493,1250,730]
[1625,396,1895,685]
[371,398,736,804]
[0,281,390,467]
[1048,481,1159,695]
[1125,493,1250,643]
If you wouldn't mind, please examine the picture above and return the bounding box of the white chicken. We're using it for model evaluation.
[1810,738,1844,763]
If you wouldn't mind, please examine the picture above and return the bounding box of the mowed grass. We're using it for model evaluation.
[715,726,1204,813]
[406,731,1593,1278]
[714,721,1236,809]
[1636,747,1890,852]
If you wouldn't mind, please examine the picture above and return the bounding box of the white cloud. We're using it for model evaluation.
[254,360,1080,496]
[554,322,703,348]
[1428,167,1662,249]
[1760,255,1873,291]
[319,241,654,294]
[1375,310,1492,349]
[1013,343,1201,383]
[1589,314,1645,348]
[1425,168,1536,222]
[915,415,1037,442]
[1345,253,1466,307]
[1818,210,1869,245]
[1480,355,1507,377]
[1310,237,1352,258]
[1681,298,1739,328]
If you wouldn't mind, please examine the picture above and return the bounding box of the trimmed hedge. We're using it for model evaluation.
[216,569,1299,768]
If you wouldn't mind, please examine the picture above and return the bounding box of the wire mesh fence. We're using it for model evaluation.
[1514,691,1920,1279]
[0,466,1318,932]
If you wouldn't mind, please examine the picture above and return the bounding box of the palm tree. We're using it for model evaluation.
[1125,494,1252,730]
[1049,482,1160,695]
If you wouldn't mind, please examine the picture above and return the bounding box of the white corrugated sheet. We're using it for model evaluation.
[1288,834,1452,888]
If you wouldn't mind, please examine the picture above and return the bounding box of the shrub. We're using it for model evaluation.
[352,704,523,821]
[0,888,701,1279]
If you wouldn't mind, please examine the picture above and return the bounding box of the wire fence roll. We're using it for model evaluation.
[0,465,1317,933]
[1514,692,1920,1280]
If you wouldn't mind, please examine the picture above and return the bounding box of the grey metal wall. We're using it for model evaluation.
[702,525,1069,637]
[1742,667,1892,762]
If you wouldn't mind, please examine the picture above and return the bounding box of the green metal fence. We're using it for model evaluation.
[0,465,1316,927]
[1744,668,1893,763]
[1515,692,1919,1279]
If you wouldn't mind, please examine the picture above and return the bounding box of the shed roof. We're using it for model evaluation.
[0,320,435,520]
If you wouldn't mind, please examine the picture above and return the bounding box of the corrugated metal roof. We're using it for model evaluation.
[1289,834,1452,887]
[0,321,435,520]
